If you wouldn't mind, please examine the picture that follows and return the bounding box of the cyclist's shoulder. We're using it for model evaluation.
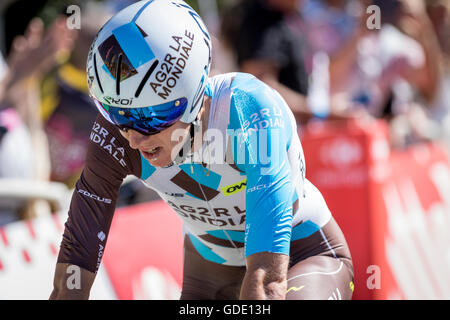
[229,72,273,101]
[205,72,236,98]
[207,72,271,100]
[226,73,295,133]
[229,73,290,114]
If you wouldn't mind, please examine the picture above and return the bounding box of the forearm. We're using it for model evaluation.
[239,252,289,300]
[328,29,366,93]
[240,269,287,300]
[414,20,443,102]
[395,7,444,102]
[50,263,96,300]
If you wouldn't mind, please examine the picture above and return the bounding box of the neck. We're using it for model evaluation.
[169,95,212,166]
[192,95,211,151]
[200,95,211,134]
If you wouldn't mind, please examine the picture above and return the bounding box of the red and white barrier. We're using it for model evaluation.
[0,200,183,300]
[101,200,184,300]
[301,119,450,299]
[0,212,116,299]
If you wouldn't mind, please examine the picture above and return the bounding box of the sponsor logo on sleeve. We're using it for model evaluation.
[97,231,106,241]
[90,121,127,167]
[77,189,112,204]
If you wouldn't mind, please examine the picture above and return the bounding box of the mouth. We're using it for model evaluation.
[141,146,162,161]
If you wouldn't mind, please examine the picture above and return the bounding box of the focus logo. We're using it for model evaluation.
[78,189,112,204]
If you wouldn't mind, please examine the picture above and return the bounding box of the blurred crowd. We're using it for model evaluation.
[0,0,449,224]
[219,0,450,147]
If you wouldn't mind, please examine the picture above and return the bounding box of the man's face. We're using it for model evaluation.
[119,120,191,167]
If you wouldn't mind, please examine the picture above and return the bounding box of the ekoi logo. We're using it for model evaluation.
[221,179,247,196]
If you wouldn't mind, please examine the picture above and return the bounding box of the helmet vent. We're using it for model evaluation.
[134,59,159,98]
[116,53,123,95]
[93,53,104,94]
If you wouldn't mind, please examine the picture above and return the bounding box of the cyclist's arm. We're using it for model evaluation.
[239,141,293,300]
[240,252,289,299]
[50,263,95,299]
[229,75,296,300]
[50,115,141,299]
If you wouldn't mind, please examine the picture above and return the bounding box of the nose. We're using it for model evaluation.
[126,129,149,150]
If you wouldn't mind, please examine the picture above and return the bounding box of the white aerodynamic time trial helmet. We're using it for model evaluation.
[86,0,212,135]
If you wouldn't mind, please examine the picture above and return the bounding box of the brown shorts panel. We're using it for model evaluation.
[286,217,354,300]
[180,236,245,300]
[180,217,354,300]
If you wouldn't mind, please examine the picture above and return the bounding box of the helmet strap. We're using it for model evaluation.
[170,116,201,166]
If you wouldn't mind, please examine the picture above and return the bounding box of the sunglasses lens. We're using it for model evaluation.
[93,97,188,135]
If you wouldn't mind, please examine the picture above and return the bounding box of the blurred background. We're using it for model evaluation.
[0,0,449,300]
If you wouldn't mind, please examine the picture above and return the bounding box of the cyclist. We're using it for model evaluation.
[50,0,353,300]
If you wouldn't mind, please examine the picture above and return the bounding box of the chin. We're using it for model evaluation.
[148,156,172,168]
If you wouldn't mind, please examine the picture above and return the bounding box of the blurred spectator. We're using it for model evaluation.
[424,0,450,145]
[426,0,450,57]
[298,0,445,147]
[0,11,77,222]
[221,0,360,124]
[298,0,381,115]
[0,107,35,225]
[0,16,77,181]
[1,0,47,57]
[221,0,312,123]
[40,2,112,187]
[1,1,159,213]
[0,52,7,81]
[374,0,445,147]
[299,0,363,73]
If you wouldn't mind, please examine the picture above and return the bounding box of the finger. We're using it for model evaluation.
[51,31,78,54]
[48,15,71,35]
[45,16,78,48]
[24,18,44,49]
[11,35,28,53]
